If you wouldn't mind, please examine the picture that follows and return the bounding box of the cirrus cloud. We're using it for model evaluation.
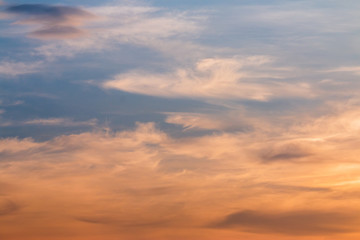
[103,57,314,101]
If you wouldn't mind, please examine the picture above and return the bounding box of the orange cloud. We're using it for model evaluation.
[1,115,360,239]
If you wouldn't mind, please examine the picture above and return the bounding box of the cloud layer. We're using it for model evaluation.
[2,110,360,239]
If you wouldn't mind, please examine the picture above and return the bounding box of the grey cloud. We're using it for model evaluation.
[30,25,85,39]
[212,210,357,235]
[124,186,177,197]
[0,199,19,216]
[265,152,311,161]
[76,215,174,228]
[75,216,113,225]
[158,155,216,173]
[259,143,312,162]
[262,183,331,193]
[6,4,90,18]
[5,4,95,39]
[244,182,331,193]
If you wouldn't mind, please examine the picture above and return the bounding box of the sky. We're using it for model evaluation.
[1,0,360,239]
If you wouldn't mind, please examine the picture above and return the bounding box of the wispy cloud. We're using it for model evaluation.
[0,61,42,76]
[325,66,360,75]
[103,57,313,101]
[164,110,262,132]
[24,118,97,127]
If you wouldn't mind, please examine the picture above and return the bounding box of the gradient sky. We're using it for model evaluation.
[1,1,360,239]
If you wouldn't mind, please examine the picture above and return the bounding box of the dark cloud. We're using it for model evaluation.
[5,4,95,39]
[259,143,312,162]
[212,210,358,235]
[125,186,177,196]
[261,183,331,193]
[75,216,113,225]
[6,4,91,20]
[0,199,19,216]
[30,25,85,39]
[76,216,173,228]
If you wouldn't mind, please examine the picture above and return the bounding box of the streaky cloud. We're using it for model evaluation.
[103,57,314,101]
[212,210,358,235]
[24,118,97,127]
[30,25,86,39]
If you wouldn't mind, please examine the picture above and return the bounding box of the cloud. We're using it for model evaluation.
[24,118,97,127]
[2,112,360,238]
[0,118,97,128]
[0,100,23,106]
[213,210,357,235]
[103,57,313,101]
[258,142,313,162]
[30,25,86,39]
[165,112,235,131]
[0,61,42,76]
[164,110,267,132]
[5,4,95,39]
[0,199,19,216]
[325,66,360,75]
[75,216,114,225]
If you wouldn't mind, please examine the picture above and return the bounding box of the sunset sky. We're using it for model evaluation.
[1,1,360,239]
